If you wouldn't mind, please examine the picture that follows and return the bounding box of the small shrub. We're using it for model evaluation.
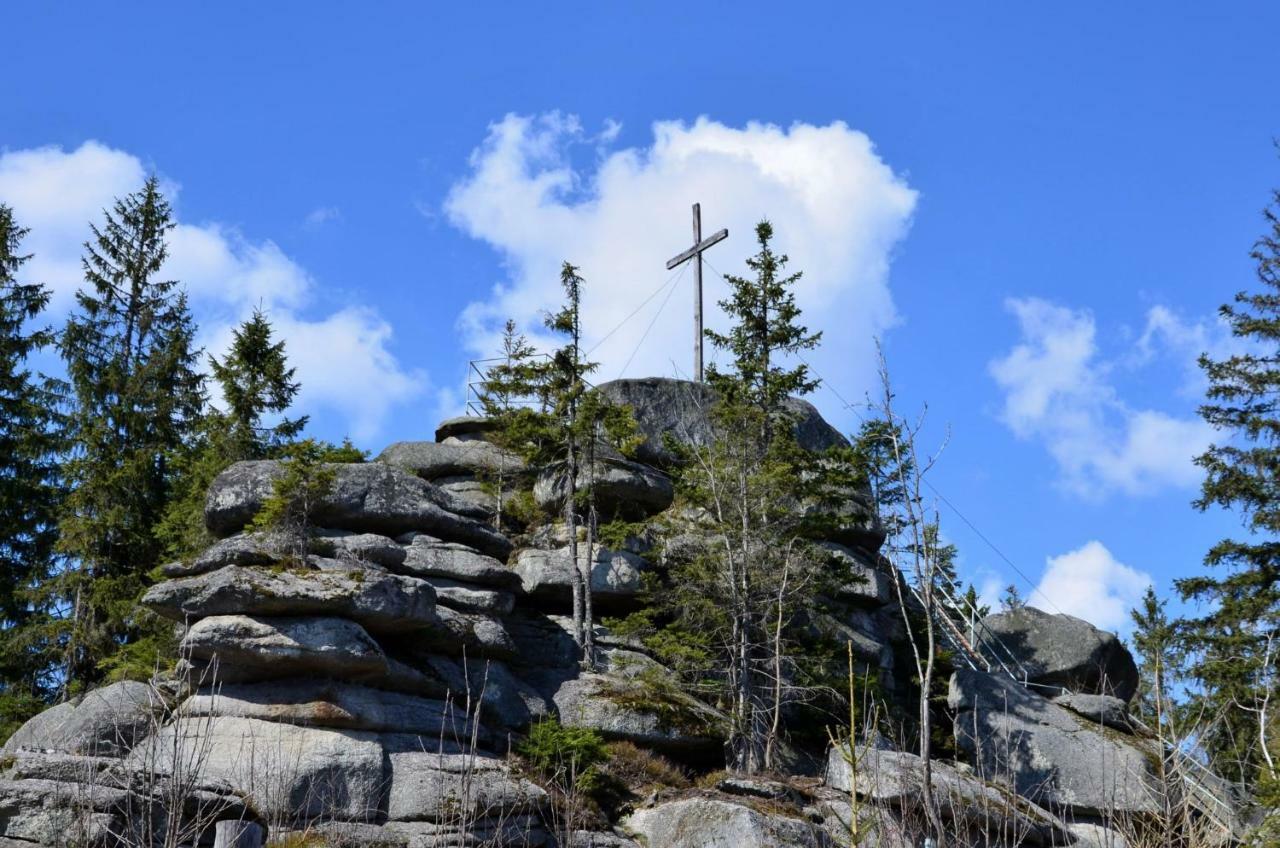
[503,487,543,529]
[518,718,609,794]
[600,741,688,794]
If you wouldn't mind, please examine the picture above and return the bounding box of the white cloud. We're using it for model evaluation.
[1132,304,1243,396]
[444,114,917,408]
[304,206,342,228]
[989,297,1214,497]
[0,141,422,442]
[1033,541,1151,633]
[0,141,148,311]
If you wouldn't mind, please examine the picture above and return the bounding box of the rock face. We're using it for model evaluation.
[514,546,650,610]
[1,681,156,757]
[624,796,833,847]
[142,565,438,633]
[533,457,674,520]
[4,384,1240,847]
[981,607,1140,702]
[949,667,1160,816]
[204,461,511,558]
[596,377,848,466]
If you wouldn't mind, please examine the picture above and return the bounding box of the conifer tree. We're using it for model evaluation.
[544,263,595,654]
[632,221,827,773]
[705,220,821,431]
[535,264,639,664]
[1179,182,1280,789]
[476,319,551,529]
[55,177,205,690]
[1129,586,1182,732]
[0,205,65,712]
[210,308,306,459]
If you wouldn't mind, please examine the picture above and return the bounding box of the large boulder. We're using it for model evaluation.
[624,796,833,847]
[817,542,893,606]
[180,680,484,740]
[533,458,674,520]
[181,615,388,680]
[823,744,1070,845]
[980,607,1139,702]
[434,415,498,443]
[2,681,156,757]
[141,565,437,633]
[552,672,724,758]
[514,547,649,611]
[204,461,511,559]
[398,535,521,591]
[311,531,408,569]
[420,578,515,616]
[596,377,848,467]
[421,656,549,730]
[129,716,386,822]
[385,750,546,822]
[376,439,526,481]
[949,667,1160,816]
[412,606,520,660]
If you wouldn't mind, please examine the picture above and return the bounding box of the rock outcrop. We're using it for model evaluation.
[0,378,1245,847]
[949,667,1160,817]
[981,607,1140,702]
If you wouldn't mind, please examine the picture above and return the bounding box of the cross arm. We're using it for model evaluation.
[665,228,729,270]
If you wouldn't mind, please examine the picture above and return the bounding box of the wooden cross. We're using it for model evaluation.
[666,203,728,383]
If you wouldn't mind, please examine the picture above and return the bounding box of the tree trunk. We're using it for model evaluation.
[565,440,583,648]
[582,433,598,668]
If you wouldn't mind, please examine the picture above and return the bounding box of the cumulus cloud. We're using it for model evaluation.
[444,114,917,408]
[1032,541,1151,633]
[0,141,422,441]
[989,297,1214,497]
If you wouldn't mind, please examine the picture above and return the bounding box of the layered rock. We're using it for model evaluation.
[3,379,1240,847]
[205,461,511,559]
[533,457,674,520]
[513,546,650,611]
[1,682,157,757]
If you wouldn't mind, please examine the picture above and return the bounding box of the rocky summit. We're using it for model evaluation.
[0,378,1246,847]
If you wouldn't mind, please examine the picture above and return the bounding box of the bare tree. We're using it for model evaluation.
[868,342,948,842]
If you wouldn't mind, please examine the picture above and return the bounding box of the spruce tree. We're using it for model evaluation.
[0,205,65,713]
[705,220,821,433]
[1129,586,1182,732]
[1178,182,1280,789]
[476,320,552,529]
[210,307,306,459]
[626,221,828,773]
[55,177,205,690]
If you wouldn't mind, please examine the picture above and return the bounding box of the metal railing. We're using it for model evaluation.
[463,355,552,417]
[896,561,1240,837]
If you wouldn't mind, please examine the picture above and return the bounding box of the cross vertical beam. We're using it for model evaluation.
[692,203,704,383]
[666,203,727,383]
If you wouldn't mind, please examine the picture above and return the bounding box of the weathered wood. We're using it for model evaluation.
[665,203,728,382]
[664,227,729,270]
[213,820,263,848]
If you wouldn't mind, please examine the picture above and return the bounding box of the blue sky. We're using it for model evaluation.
[4,2,1279,634]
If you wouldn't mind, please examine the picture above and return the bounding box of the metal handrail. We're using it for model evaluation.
[895,560,1238,836]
